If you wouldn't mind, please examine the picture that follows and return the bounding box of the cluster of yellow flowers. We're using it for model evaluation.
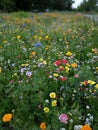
[43,92,57,113]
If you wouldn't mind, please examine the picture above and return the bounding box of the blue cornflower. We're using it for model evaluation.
[34,43,42,47]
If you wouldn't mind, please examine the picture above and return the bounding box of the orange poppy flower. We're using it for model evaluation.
[81,124,92,130]
[2,113,13,122]
[40,122,46,130]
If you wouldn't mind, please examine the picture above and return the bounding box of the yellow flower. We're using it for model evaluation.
[65,51,72,56]
[0,67,2,73]
[45,35,49,40]
[95,84,98,89]
[71,63,77,68]
[51,100,57,107]
[65,66,70,73]
[3,40,7,44]
[21,64,29,67]
[2,113,13,122]
[43,107,49,113]
[53,73,59,77]
[88,80,96,85]
[33,35,37,39]
[39,36,42,40]
[49,92,56,98]
[96,67,98,72]
[40,122,46,130]
[17,35,21,40]
[43,61,47,65]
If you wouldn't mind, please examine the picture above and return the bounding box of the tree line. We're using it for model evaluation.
[77,0,98,12]
[0,0,97,12]
[0,0,74,12]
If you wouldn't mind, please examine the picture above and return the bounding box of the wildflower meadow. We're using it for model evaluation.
[0,11,98,130]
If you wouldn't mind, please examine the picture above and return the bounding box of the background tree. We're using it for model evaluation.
[0,0,74,12]
[77,0,97,12]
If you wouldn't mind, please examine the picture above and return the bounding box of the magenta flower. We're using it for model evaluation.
[59,114,68,124]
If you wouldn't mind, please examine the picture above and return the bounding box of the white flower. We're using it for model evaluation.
[45,99,49,103]
[89,116,94,121]
[60,128,66,130]
[69,119,73,124]
[86,105,90,109]
[74,125,78,130]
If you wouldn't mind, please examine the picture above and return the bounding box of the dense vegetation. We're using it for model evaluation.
[0,0,74,12]
[0,11,98,130]
[77,0,98,12]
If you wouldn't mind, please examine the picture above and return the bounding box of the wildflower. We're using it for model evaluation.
[26,71,32,77]
[74,74,79,78]
[53,73,59,77]
[74,125,82,130]
[88,80,96,85]
[92,48,98,53]
[2,113,13,122]
[33,35,37,39]
[65,66,70,73]
[59,114,68,124]
[59,66,65,71]
[81,124,92,130]
[45,35,49,40]
[65,51,72,56]
[54,60,61,66]
[61,59,68,64]
[49,92,56,98]
[34,43,42,47]
[81,80,88,86]
[60,76,67,81]
[51,100,57,107]
[43,60,47,65]
[95,84,98,89]
[40,122,46,130]
[21,64,29,67]
[31,51,36,55]
[39,36,42,40]
[71,63,77,68]
[43,107,49,113]
[17,35,21,40]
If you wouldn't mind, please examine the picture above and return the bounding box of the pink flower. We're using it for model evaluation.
[74,74,79,78]
[59,114,68,124]
[61,59,68,64]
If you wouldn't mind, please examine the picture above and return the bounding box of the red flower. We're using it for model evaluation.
[54,60,61,66]
[60,76,67,81]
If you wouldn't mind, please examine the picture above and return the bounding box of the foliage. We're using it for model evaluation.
[0,0,74,12]
[0,11,98,130]
[77,0,98,12]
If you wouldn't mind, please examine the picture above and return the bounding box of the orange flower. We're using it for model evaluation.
[71,63,77,68]
[40,122,46,130]
[31,51,36,55]
[81,124,92,130]
[2,113,13,122]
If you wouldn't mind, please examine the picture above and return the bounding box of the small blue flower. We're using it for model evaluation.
[34,43,42,47]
